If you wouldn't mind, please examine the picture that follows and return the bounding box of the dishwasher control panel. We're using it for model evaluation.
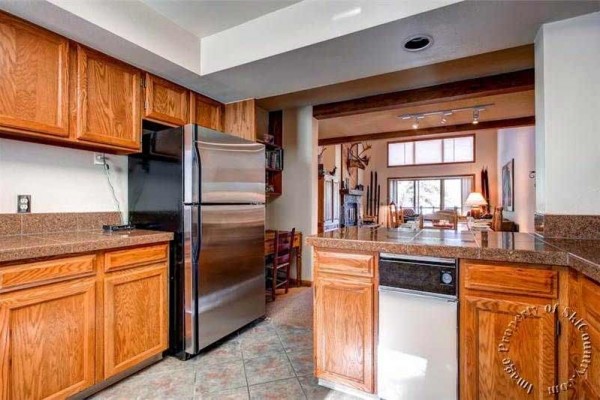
[379,254,457,297]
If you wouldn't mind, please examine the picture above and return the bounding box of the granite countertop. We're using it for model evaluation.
[0,229,174,263]
[306,227,600,283]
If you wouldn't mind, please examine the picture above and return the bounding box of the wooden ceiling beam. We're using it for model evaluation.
[313,69,534,120]
[317,116,535,146]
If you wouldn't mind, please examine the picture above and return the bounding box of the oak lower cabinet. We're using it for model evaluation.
[0,243,169,400]
[567,273,600,399]
[0,12,69,138]
[460,260,560,400]
[103,263,168,378]
[143,73,189,126]
[0,278,96,400]
[313,249,376,393]
[71,44,142,150]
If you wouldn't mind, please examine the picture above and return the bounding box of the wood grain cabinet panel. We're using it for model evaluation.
[315,249,374,278]
[568,274,600,399]
[460,294,557,400]
[189,92,223,131]
[0,254,95,292]
[464,261,558,298]
[0,278,96,400]
[314,275,374,393]
[103,263,168,378]
[71,44,142,150]
[0,12,69,137]
[104,244,168,273]
[224,99,268,141]
[144,73,188,126]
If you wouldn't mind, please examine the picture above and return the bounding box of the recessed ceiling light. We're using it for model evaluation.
[403,35,433,52]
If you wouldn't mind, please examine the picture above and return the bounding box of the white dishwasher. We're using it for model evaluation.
[377,254,458,400]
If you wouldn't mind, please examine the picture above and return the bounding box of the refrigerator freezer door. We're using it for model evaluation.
[196,128,265,204]
[197,204,265,350]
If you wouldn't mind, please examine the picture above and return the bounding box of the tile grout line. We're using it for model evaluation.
[273,321,309,400]
[239,331,252,400]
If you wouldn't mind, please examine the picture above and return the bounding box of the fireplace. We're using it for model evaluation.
[341,189,363,227]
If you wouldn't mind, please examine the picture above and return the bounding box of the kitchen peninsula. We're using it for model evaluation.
[307,227,600,399]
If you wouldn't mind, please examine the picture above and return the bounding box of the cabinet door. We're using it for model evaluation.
[0,278,95,400]
[224,99,256,141]
[569,275,600,399]
[460,295,557,400]
[103,263,168,379]
[0,12,69,137]
[72,44,141,150]
[190,92,223,131]
[314,274,374,393]
[144,73,188,126]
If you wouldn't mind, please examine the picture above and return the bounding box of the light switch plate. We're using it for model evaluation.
[17,195,31,213]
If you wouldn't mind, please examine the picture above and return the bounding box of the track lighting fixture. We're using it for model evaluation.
[399,104,491,130]
[472,109,480,125]
[412,117,420,129]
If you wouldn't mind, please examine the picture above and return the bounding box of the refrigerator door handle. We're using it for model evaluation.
[183,204,198,354]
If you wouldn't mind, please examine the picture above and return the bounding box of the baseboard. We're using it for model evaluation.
[290,279,313,287]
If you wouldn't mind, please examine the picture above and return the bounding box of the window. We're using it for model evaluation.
[388,135,475,166]
[389,175,474,215]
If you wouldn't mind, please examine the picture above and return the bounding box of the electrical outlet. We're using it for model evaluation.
[94,153,107,165]
[17,195,31,213]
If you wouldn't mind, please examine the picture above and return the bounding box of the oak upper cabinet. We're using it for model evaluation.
[102,247,168,379]
[313,249,376,393]
[0,12,69,137]
[71,44,142,150]
[189,92,224,131]
[224,99,268,141]
[143,73,189,126]
[460,260,559,400]
[0,278,96,400]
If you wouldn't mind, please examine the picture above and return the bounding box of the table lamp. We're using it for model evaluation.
[465,192,488,218]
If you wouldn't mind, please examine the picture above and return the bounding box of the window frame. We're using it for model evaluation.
[386,134,476,168]
[387,174,476,215]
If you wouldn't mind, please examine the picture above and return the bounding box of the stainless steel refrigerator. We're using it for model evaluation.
[129,124,265,358]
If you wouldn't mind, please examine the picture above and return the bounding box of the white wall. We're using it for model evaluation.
[363,130,499,220]
[497,127,536,232]
[266,106,318,281]
[535,12,600,214]
[0,139,127,220]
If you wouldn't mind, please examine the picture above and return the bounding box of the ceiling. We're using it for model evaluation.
[318,91,535,139]
[2,1,598,102]
[140,0,300,38]
[258,45,534,111]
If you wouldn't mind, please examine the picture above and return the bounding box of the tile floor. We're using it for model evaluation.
[90,290,358,400]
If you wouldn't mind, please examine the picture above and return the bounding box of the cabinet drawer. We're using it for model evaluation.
[463,261,558,298]
[0,254,96,292]
[104,244,168,272]
[315,249,374,278]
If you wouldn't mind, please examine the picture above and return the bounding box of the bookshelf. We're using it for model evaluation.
[259,111,284,198]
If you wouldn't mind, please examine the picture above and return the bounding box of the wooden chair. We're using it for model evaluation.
[265,228,295,301]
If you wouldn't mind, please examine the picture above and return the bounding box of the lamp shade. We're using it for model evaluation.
[464,192,488,207]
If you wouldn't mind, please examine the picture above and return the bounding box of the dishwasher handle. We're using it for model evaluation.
[379,285,458,302]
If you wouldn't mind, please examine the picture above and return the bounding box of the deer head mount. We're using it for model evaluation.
[346,142,371,170]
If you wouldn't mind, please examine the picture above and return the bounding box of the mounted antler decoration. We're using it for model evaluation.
[346,142,371,170]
